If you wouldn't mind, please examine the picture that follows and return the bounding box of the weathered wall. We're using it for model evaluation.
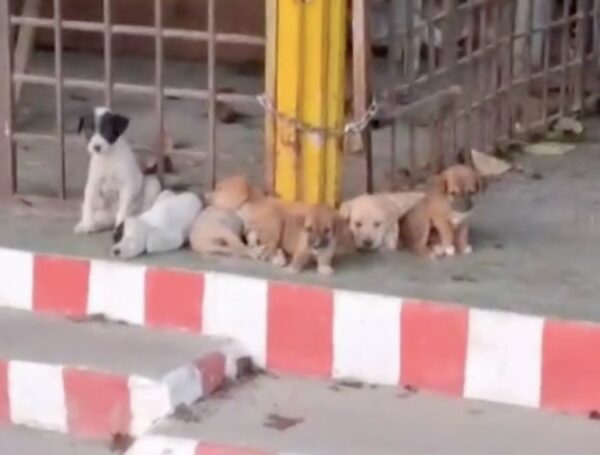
[25,0,265,63]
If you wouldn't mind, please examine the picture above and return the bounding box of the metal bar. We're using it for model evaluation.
[464,0,475,152]
[12,73,258,103]
[558,0,571,115]
[13,0,40,104]
[54,0,66,199]
[574,3,586,112]
[0,0,15,197]
[506,0,516,138]
[386,0,398,191]
[490,0,500,148]
[10,16,266,45]
[154,0,165,180]
[264,0,278,194]
[405,0,417,177]
[478,2,487,150]
[541,3,551,130]
[207,0,217,189]
[103,0,113,107]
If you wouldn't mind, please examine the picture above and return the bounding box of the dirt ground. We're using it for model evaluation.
[6,50,600,324]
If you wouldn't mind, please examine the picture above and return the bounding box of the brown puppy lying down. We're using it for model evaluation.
[401,164,484,258]
[339,192,424,251]
[188,206,260,259]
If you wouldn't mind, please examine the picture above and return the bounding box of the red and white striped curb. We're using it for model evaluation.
[1,247,599,415]
[0,351,228,439]
[126,435,274,455]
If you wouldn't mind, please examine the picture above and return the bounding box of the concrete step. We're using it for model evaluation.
[0,426,114,455]
[0,308,248,440]
[131,375,600,455]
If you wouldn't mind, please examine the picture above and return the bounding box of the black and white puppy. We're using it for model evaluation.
[74,107,161,234]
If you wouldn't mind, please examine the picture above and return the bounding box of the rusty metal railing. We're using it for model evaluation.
[0,0,265,199]
[369,0,599,188]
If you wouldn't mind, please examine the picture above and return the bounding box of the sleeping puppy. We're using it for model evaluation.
[111,190,202,259]
[401,164,485,258]
[188,206,261,259]
[339,192,424,251]
[207,174,286,264]
[75,107,161,234]
[280,203,353,275]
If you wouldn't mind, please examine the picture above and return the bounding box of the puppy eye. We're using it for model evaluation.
[305,225,313,233]
[373,221,381,228]
[355,221,362,229]
[324,227,331,235]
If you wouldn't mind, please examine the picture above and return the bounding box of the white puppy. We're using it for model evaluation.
[75,107,161,234]
[111,190,202,259]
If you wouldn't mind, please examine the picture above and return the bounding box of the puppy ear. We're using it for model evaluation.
[338,200,353,222]
[77,114,93,135]
[113,221,125,244]
[110,113,130,138]
[429,175,447,194]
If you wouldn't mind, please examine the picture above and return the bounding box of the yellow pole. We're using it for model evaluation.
[268,0,347,206]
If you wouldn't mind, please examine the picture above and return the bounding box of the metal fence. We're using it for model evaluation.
[0,0,264,199]
[367,0,600,187]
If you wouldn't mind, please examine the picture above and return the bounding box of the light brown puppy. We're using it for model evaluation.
[205,174,265,210]
[280,203,353,275]
[401,165,484,258]
[339,192,424,251]
[188,206,260,259]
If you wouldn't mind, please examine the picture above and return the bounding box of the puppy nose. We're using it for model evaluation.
[113,248,121,257]
[363,239,373,248]
[93,144,101,153]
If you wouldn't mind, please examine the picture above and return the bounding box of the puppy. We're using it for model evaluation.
[401,164,484,258]
[75,107,161,234]
[280,203,352,275]
[208,175,287,264]
[339,192,424,251]
[111,190,202,260]
[188,206,260,259]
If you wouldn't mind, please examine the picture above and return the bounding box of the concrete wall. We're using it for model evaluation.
[29,0,264,63]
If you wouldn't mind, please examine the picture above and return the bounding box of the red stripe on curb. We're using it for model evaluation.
[145,269,204,332]
[541,320,600,414]
[33,256,89,317]
[0,361,9,424]
[196,352,227,396]
[267,284,333,377]
[401,300,469,395]
[197,442,274,455]
[63,368,131,439]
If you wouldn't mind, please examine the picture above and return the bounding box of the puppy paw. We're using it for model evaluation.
[318,264,334,276]
[444,245,456,257]
[432,244,445,257]
[74,221,95,235]
[461,244,473,255]
[272,250,287,267]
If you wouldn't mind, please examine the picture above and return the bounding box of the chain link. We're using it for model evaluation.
[257,94,379,139]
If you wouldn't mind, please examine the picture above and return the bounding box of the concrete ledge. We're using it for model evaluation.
[125,436,272,455]
[0,246,599,416]
[0,307,244,439]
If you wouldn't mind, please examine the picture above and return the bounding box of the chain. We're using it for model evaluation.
[257,94,379,138]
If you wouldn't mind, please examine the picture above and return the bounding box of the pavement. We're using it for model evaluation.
[145,374,600,455]
[3,139,600,324]
[0,426,113,455]
[0,308,232,379]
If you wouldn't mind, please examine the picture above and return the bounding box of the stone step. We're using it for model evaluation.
[0,308,247,440]
[130,375,600,455]
[0,426,114,455]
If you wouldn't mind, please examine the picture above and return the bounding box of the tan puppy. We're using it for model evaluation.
[339,192,424,251]
[188,206,259,259]
[209,174,290,265]
[280,203,353,275]
[401,165,484,258]
[206,174,265,210]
